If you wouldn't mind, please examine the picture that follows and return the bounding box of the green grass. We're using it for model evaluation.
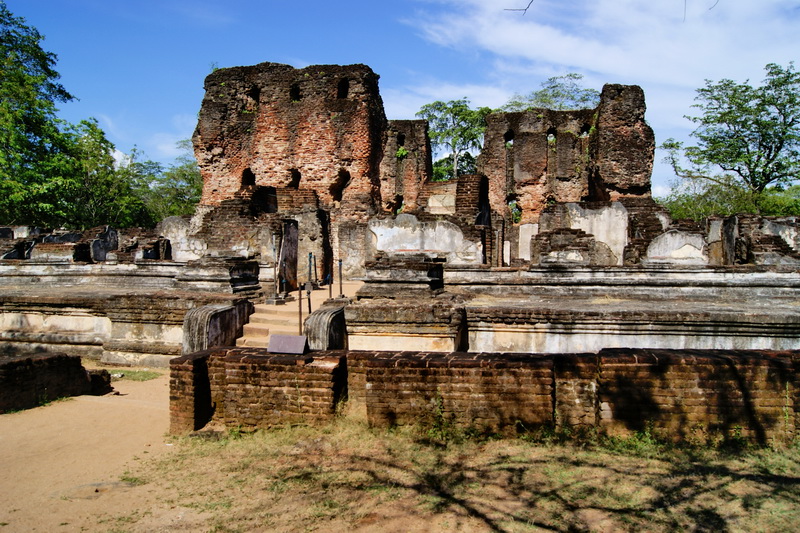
[109,418,800,533]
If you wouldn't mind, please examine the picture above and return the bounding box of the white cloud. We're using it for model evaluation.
[383,80,511,120]
[400,0,799,191]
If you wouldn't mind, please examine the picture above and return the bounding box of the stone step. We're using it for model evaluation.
[235,336,270,348]
[243,323,271,337]
[248,314,295,326]
[266,325,303,337]
[253,305,303,318]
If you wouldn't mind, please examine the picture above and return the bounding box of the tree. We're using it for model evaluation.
[131,140,202,221]
[432,152,477,182]
[658,179,800,221]
[0,1,75,225]
[416,98,490,180]
[662,62,800,214]
[502,73,600,111]
[0,3,201,229]
[60,119,154,229]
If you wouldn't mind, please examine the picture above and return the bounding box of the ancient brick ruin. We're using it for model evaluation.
[3,61,800,439]
[171,347,800,445]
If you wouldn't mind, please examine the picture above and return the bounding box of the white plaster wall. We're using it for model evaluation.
[159,216,207,262]
[565,203,628,266]
[426,194,456,215]
[369,214,482,265]
[517,223,539,261]
[469,323,800,354]
[646,230,708,265]
[762,219,800,252]
[0,312,111,337]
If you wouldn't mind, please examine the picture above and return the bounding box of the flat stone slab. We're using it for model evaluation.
[268,334,308,354]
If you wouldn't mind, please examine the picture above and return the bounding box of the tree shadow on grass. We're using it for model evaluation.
[211,433,800,533]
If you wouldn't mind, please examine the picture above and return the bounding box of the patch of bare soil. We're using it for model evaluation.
[3,370,800,532]
[0,371,174,532]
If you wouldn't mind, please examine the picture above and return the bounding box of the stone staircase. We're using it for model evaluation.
[235,304,303,348]
[235,281,365,348]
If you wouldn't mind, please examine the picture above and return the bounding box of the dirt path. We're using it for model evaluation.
[0,373,173,532]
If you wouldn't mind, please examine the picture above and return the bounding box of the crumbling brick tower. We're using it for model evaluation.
[194,62,386,208]
[478,84,655,225]
[193,62,390,278]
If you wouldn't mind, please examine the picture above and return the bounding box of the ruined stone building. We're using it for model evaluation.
[3,61,800,441]
[177,62,661,280]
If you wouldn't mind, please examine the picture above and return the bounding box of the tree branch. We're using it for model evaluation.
[505,1,534,15]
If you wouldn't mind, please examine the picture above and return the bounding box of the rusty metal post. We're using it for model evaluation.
[338,259,344,298]
[298,286,303,335]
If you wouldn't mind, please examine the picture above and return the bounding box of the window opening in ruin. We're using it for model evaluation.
[288,169,301,188]
[579,124,591,138]
[330,169,351,203]
[388,195,404,215]
[507,194,522,224]
[317,209,333,284]
[475,176,491,226]
[546,127,557,144]
[247,86,260,104]
[290,84,302,102]
[397,133,406,147]
[337,78,349,99]
[241,168,256,188]
[504,129,515,149]
[252,186,278,214]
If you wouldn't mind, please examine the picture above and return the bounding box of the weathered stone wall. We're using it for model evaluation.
[0,354,92,413]
[171,347,800,444]
[0,287,251,367]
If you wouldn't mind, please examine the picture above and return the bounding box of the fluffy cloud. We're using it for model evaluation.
[402,0,799,191]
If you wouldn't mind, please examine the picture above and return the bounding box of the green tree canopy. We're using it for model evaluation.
[502,73,600,111]
[658,179,800,221]
[662,62,800,214]
[0,2,201,229]
[0,1,75,224]
[432,152,477,182]
[128,139,202,221]
[416,98,490,180]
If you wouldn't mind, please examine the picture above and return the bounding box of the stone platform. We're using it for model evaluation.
[345,264,800,354]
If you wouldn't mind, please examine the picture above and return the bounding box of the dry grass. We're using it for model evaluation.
[112,418,800,532]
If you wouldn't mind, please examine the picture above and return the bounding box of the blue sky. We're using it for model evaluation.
[8,0,799,195]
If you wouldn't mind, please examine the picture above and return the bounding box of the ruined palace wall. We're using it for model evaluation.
[478,85,654,225]
[378,120,432,212]
[171,348,800,444]
[194,63,386,211]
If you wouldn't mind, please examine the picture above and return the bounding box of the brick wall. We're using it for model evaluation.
[349,351,553,434]
[379,120,432,212]
[171,347,800,444]
[598,349,797,443]
[170,348,345,433]
[0,354,92,413]
[194,63,385,210]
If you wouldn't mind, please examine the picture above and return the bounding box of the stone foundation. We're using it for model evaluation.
[171,347,800,445]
